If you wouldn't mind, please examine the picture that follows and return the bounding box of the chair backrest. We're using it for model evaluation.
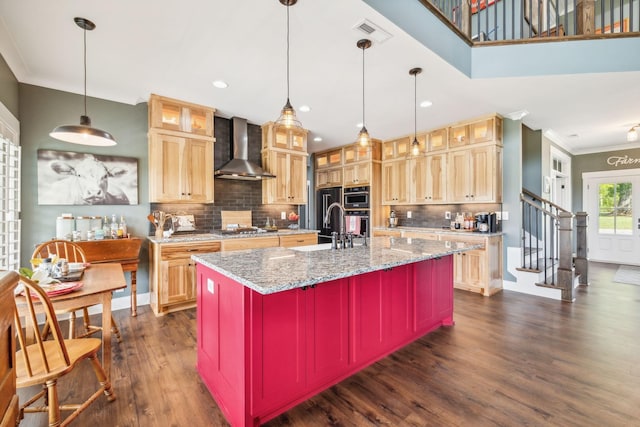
[14,276,71,378]
[32,239,87,264]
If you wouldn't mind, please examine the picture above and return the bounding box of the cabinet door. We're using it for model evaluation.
[343,164,356,186]
[469,146,495,202]
[412,157,428,203]
[185,139,214,202]
[273,151,290,203]
[449,124,469,148]
[428,128,448,151]
[383,266,413,346]
[289,154,307,204]
[426,154,447,203]
[413,259,434,332]
[355,162,370,185]
[273,127,307,152]
[160,257,192,305]
[251,287,306,412]
[149,134,186,202]
[350,271,384,365]
[382,160,409,204]
[447,150,470,202]
[328,168,342,186]
[306,280,349,388]
[463,250,486,290]
[315,169,329,188]
[382,162,395,205]
[469,118,494,144]
[432,256,453,323]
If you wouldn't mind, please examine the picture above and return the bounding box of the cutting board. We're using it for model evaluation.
[221,210,252,230]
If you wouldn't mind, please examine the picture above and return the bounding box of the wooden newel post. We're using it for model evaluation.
[576,0,595,35]
[558,212,575,302]
[461,0,471,38]
[574,212,589,286]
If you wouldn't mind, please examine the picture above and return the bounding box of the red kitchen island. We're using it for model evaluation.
[193,237,478,427]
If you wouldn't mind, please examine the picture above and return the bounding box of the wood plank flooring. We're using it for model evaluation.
[18,262,640,426]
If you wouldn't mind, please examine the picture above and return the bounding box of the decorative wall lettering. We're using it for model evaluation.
[606,155,640,168]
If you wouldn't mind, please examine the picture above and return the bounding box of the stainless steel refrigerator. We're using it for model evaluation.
[316,186,342,243]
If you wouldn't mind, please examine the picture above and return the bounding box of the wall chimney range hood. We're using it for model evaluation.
[215,117,275,180]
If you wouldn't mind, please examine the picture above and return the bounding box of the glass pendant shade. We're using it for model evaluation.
[411,137,420,156]
[50,17,117,146]
[358,126,370,147]
[276,98,302,129]
[275,0,303,130]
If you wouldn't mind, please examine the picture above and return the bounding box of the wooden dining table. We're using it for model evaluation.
[15,263,126,379]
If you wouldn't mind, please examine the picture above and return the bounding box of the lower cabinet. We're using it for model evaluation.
[196,257,453,426]
[149,240,221,316]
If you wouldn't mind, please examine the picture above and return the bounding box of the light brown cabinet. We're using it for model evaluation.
[428,128,447,151]
[449,117,501,147]
[443,234,502,296]
[316,167,342,188]
[447,145,501,203]
[148,94,215,204]
[262,151,307,204]
[149,241,220,315]
[315,148,342,169]
[343,162,370,186]
[411,154,446,204]
[149,94,215,137]
[149,133,214,203]
[221,235,280,251]
[382,160,409,205]
[262,122,308,205]
[382,137,411,160]
[279,233,318,247]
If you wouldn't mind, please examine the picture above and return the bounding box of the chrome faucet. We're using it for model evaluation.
[325,202,346,248]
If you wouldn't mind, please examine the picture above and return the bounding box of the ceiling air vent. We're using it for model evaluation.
[353,19,392,44]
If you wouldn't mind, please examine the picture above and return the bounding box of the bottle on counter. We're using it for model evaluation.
[103,215,110,238]
[110,214,118,239]
[118,215,127,238]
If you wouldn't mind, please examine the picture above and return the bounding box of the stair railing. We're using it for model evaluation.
[520,189,587,301]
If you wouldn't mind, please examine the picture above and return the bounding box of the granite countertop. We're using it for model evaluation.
[192,236,482,295]
[374,226,503,237]
[147,228,319,244]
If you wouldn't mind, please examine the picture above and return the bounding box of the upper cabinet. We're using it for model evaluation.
[382,137,411,160]
[262,122,307,152]
[149,134,214,203]
[315,148,342,169]
[448,116,502,147]
[427,128,447,152]
[148,95,215,203]
[261,122,309,205]
[149,94,215,137]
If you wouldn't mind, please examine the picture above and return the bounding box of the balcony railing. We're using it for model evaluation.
[421,0,640,43]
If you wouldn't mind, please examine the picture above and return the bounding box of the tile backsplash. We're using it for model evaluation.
[389,203,503,230]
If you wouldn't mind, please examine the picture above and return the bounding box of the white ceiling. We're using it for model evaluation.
[0,0,638,154]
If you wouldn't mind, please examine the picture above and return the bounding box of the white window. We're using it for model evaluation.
[0,102,20,271]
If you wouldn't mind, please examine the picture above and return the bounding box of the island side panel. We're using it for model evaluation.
[197,264,252,427]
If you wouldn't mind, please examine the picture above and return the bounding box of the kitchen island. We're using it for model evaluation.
[193,237,480,427]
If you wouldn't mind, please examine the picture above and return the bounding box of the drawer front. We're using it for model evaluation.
[161,242,221,259]
[372,230,401,237]
[402,231,439,240]
[222,236,279,252]
[439,234,486,249]
[280,233,317,247]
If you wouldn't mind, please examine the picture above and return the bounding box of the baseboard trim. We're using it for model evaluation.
[503,280,561,300]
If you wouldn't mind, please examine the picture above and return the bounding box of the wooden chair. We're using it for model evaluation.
[13,275,115,426]
[32,239,121,342]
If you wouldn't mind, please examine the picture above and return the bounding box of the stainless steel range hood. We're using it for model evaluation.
[214,117,275,180]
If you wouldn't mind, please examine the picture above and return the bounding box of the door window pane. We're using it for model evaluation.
[598,182,632,235]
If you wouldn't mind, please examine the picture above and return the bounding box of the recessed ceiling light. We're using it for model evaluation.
[313,136,322,142]
[299,105,311,112]
[420,100,433,108]
[212,80,228,89]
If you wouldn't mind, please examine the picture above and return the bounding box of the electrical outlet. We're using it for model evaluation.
[502,211,509,220]
[407,211,412,219]
[495,211,502,221]
[281,211,286,220]
[115,288,125,293]
[445,211,451,220]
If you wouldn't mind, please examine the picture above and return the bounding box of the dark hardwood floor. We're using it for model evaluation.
[18,262,640,426]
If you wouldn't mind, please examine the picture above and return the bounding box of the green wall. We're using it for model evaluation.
[0,53,19,118]
[572,147,640,212]
[18,83,150,295]
[522,126,542,195]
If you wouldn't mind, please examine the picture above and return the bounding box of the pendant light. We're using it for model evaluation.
[356,39,372,147]
[275,0,303,130]
[50,17,117,146]
[409,67,422,156]
[627,124,639,142]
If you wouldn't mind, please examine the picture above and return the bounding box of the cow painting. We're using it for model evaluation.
[38,150,138,205]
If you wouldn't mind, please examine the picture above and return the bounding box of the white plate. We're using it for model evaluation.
[68,262,86,272]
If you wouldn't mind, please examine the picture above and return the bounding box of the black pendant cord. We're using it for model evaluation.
[286,3,290,102]
[361,44,365,128]
[83,25,88,117]
[413,71,417,141]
